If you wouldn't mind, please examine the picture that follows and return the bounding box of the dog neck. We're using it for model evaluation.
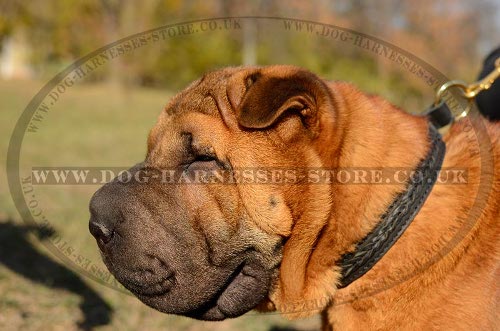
[316,81,435,267]
[277,81,439,308]
[336,124,445,288]
[272,79,461,315]
[318,81,445,284]
[317,91,498,329]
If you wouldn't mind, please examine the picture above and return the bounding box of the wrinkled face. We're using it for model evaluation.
[89,65,336,320]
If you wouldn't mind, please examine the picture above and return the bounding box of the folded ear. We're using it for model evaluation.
[234,67,332,130]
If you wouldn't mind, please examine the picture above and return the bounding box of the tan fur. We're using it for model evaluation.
[270,82,500,329]
[147,66,500,328]
[320,107,500,330]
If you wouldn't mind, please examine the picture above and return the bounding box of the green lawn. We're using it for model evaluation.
[0,79,320,331]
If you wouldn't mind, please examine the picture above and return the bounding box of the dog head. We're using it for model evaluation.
[89,65,342,320]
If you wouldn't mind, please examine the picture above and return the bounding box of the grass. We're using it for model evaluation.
[0,79,320,331]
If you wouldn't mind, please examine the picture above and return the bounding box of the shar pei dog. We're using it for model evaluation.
[89,66,500,330]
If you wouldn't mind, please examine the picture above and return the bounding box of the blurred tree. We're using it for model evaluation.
[0,0,497,91]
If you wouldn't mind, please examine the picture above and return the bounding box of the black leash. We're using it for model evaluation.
[476,47,500,121]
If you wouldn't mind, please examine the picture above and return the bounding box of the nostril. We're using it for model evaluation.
[89,221,114,247]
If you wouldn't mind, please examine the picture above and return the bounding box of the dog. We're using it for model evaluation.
[89,66,500,330]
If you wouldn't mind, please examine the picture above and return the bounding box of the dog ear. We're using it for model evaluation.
[234,68,332,129]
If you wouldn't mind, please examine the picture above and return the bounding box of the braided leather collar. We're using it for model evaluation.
[337,124,446,288]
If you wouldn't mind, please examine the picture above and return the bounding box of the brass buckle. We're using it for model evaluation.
[465,58,500,98]
[435,58,500,121]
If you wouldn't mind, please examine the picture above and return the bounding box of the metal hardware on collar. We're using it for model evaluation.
[429,83,467,131]
[466,57,500,99]
[434,80,469,106]
[337,124,445,289]
[430,58,500,129]
[432,57,500,126]
[435,58,500,104]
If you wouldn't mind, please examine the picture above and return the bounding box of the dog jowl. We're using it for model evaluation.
[89,65,500,329]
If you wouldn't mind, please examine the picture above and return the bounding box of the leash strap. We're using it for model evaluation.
[337,124,446,288]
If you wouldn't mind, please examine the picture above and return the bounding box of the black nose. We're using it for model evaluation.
[89,221,114,248]
[89,184,125,250]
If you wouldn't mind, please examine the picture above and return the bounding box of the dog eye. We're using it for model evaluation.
[245,73,260,89]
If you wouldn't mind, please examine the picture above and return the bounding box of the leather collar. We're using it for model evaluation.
[338,124,446,288]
